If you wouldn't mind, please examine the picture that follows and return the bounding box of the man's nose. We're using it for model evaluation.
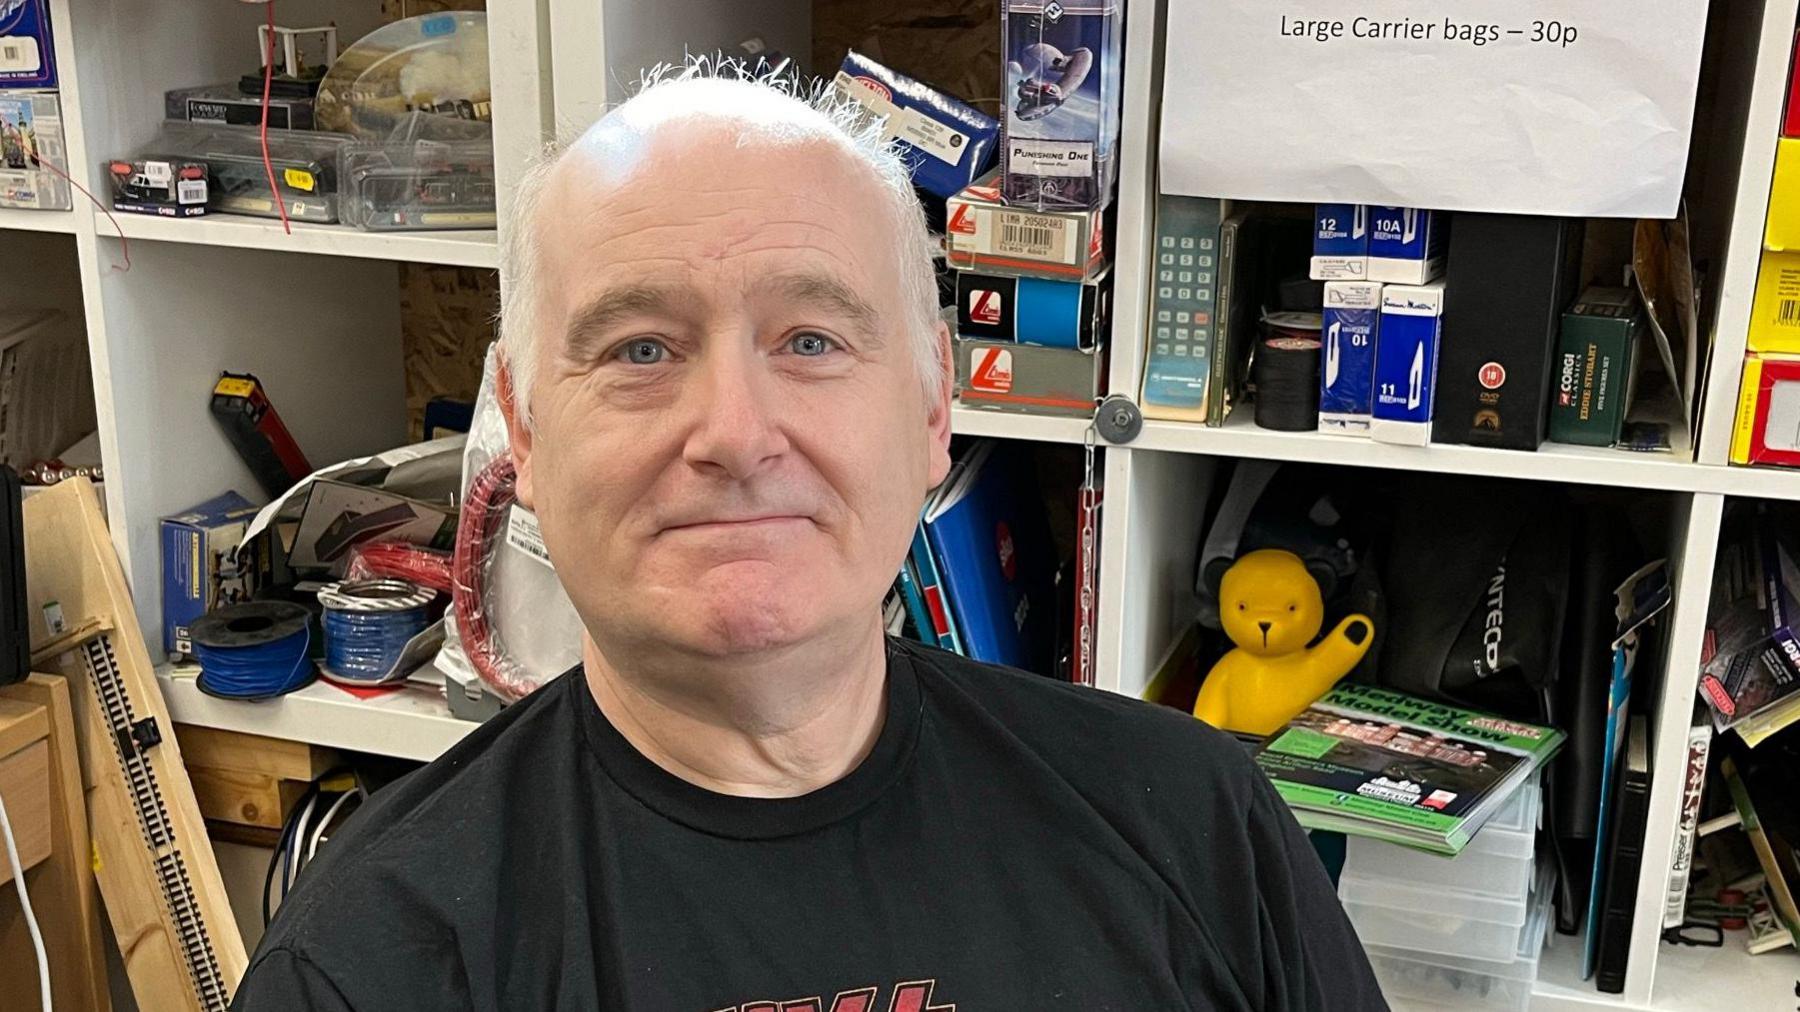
[681,346,789,478]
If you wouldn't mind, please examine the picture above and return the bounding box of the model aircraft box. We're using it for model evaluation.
[0,0,55,88]
[831,51,998,200]
[1002,0,1122,211]
[161,490,265,658]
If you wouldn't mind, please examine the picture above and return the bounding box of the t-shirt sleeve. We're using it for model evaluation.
[231,946,358,1012]
[1246,772,1390,1011]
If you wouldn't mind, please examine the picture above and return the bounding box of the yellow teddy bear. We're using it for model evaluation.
[1192,549,1374,737]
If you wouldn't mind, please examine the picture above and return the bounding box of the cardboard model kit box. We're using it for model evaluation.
[0,90,69,209]
[0,0,55,88]
[1733,352,1800,467]
[161,490,266,657]
[1766,138,1800,252]
[955,337,1105,417]
[946,171,1108,281]
[1749,249,1800,354]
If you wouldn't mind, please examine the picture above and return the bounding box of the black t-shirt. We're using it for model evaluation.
[232,638,1386,1011]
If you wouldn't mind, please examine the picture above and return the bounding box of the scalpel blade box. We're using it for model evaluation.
[1318,280,1382,435]
[947,171,1108,281]
[956,337,1104,417]
[1371,282,1445,446]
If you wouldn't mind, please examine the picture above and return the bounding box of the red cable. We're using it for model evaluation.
[27,154,129,271]
[259,0,292,234]
[451,456,538,702]
[346,542,454,593]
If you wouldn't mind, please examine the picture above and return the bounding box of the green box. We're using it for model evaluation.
[1549,286,1642,446]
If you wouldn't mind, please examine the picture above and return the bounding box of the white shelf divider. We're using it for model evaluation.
[1695,0,1800,464]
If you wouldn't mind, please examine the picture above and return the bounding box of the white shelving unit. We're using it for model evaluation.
[15,0,1800,1009]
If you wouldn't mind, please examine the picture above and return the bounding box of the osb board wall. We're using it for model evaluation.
[812,0,1003,119]
[399,265,497,441]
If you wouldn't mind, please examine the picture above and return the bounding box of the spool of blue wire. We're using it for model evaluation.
[191,602,315,701]
[317,579,433,686]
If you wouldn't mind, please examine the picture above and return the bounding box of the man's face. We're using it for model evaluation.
[504,122,953,665]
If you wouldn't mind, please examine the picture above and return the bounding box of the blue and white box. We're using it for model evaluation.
[1368,206,1447,284]
[1311,204,1368,280]
[1372,282,1446,446]
[1002,0,1123,211]
[1319,280,1383,435]
[0,0,55,88]
[833,51,999,200]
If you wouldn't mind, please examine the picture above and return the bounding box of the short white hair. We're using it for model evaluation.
[499,63,947,428]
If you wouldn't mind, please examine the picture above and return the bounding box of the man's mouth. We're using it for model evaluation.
[662,515,811,534]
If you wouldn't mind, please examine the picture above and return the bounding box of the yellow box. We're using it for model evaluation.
[1766,138,1800,252]
[1748,249,1800,353]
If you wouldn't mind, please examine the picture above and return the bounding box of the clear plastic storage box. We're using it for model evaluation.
[1361,862,1554,1011]
[1344,776,1541,901]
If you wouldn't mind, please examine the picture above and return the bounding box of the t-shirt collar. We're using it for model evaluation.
[573,639,923,840]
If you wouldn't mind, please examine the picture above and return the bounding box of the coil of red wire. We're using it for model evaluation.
[450,455,539,702]
[346,541,454,594]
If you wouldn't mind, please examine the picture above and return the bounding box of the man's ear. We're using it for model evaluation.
[495,350,537,511]
[925,320,954,488]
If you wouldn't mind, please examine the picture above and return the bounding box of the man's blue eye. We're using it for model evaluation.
[620,339,665,365]
[790,333,835,357]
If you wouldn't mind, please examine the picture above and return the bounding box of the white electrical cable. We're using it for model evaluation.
[306,789,360,862]
[286,791,320,892]
[0,792,52,1011]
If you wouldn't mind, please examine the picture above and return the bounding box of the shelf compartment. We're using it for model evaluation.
[99,211,498,269]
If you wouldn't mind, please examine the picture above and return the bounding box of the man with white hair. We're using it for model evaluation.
[232,70,1384,1011]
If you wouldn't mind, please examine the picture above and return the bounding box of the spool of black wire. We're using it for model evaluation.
[1254,312,1324,432]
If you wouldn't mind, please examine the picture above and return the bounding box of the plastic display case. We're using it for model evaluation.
[1361,863,1554,1012]
[149,120,354,223]
[1344,777,1541,901]
[340,138,496,232]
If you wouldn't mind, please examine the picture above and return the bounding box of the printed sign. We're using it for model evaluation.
[1159,0,1709,216]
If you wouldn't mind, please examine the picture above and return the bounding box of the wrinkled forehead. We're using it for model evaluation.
[532,117,905,314]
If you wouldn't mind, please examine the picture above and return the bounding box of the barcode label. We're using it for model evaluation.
[177,179,207,204]
[0,35,41,73]
[994,211,1073,263]
[1780,298,1800,327]
[1001,222,1055,254]
[506,504,555,570]
[2,46,18,60]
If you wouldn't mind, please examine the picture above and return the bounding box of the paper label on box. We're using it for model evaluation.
[1768,381,1800,451]
[144,161,172,187]
[506,504,555,570]
[995,211,1075,262]
[1008,140,1093,178]
[177,179,207,205]
[0,36,42,74]
[949,202,1080,266]
[896,107,969,165]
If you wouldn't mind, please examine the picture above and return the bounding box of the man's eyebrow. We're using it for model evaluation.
[769,272,884,335]
[562,285,679,357]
